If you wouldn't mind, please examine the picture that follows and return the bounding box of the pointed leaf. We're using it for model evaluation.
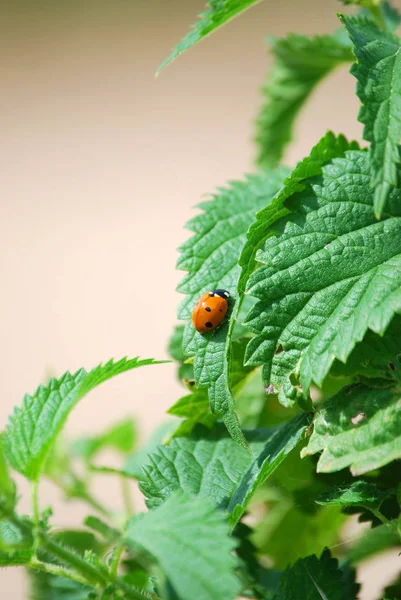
[178,169,286,444]
[0,435,16,516]
[158,0,263,73]
[139,424,271,510]
[272,549,359,600]
[244,150,401,406]
[315,481,394,508]
[341,16,401,217]
[4,357,165,480]
[257,33,353,166]
[125,491,241,600]
[228,413,308,525]
[303,385,401,475]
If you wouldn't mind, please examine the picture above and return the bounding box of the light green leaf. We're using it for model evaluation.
[29,573,92,600]
[167,390,215,437]
[228,413,308,525]
[257,33,353,167]
[315,481,394,508]
[157,0,263,73]
[178,169,286,445]
[168,324,194,382]
[0,517,33,566]
[244,150,401,407]
[4,357,165,480]
[139,424,271,510]
[72,418,137,461]
[341,16,401,217]
[0,435,16,516]
[303,385,401,474]
[272,549,360,600]
[125,491,240,600]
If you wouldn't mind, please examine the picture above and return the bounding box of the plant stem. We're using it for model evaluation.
[109,543,124,582]
[366,1,386,30]
[42,537,108,586]
[51,476,113,519]
[121,476,134,518]
[31,480,40,550]
[368,507,391,526]
[28,557,91,587]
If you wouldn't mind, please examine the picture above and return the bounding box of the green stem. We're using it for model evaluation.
[121,477,134,518]
[51,476,113,519]
[367,2,386,30]
[42,537,108,586]
[28,557,91,587]
[31,480,40,550]
[109,543,124,582]
[368,506,391,526]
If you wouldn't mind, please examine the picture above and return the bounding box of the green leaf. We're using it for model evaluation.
[72,418,137,461]
[256,33,353,167]
[315,481,394,508]
[139,424,270,510]
[329,317,401,384]
[178,169,286,445]
[125,491,240,600]
[4,357,164,480]
[239,132,358,294]
[0,435,16,516]
[244,149,401,407]
[29,572,92,600]
[228,413,308,525]
[272,549,360,600]
[0,517,33,566]
[341,16,401,217]
[167,390,215,437]
[303,385,401,475]
[168,324,194,382]
[157,0,263,73]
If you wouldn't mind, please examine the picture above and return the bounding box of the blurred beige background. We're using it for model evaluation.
[1,0,401,598]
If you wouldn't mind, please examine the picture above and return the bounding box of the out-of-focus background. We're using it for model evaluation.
[2,1,401,597]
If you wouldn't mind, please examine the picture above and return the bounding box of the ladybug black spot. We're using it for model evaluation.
[205,306,212,312]
[205,322,213,328]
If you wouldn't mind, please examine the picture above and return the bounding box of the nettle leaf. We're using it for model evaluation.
[0,517,33,566]
[4,357,165,480]
[157,0,263,73]
[257,33,353,167]
[244,149,401,407]
[329,317,401,385]
[303,385,401,475]
[30,572,92,600]
[168,324,194,382]
[125,491,240,600]
[272,549,359,600]
[83,516,120,543]
[239,132,358,292]
[178,169,286,445]
[316,481,394,508]
[167,390,215,438]
[341,16,401,217]
[139,424,270,510]
[124,421,176,480]
[228,413,308,525]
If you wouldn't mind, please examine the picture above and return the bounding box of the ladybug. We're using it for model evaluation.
[192,289,230,333]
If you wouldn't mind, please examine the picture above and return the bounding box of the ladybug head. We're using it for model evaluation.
[212,289,230,299]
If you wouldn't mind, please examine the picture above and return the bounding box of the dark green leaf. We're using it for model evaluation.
[257,33,353,166]
[244,150,401,407]
[272,549,360,600]
[157,0,263,73]
[125,491,240,600]
[29,571,92,600]
[315,481,394,508]
[228,413,309,525]
[303,385,401,474]
[341,16,401,217]
[4,357,164,480]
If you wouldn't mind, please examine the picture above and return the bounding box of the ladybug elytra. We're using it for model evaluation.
[192,289,230,333]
